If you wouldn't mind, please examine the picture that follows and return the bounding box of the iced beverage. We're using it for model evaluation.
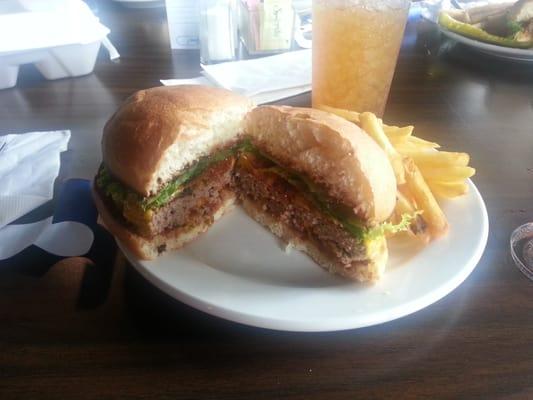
[312,0,409,116]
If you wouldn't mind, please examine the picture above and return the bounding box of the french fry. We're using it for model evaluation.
[395,188,431,243]
[403,158,449,237]
[316,104,474,241]
[419,166,476,182]
[399,150,470,168]
[394,142,439,155]
[406,136,440,149]
[317,105,414,146]
[390,139,414,151]
[393,137,440,151]
[390,136,440,151]
[396,188,416,215]
[359,112,405,184]
[427,181,469,198]
[383,125,414,142]
[316,104,361,124]
[316,105,414,144]
[317,105,412,138]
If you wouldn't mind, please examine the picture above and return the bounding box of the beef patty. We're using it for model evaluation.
[145,157,235,237]
[99,157,236,239]
[234,152,367,266]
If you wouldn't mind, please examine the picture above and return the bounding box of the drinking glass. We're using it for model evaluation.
[312,0,410,117]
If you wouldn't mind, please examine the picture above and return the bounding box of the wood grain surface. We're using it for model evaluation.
[1,2,533,399]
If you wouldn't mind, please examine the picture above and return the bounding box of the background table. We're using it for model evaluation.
[1,2,533,399]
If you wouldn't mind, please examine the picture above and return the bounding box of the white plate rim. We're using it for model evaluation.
[439,26,533,61]
[119,179,489,332]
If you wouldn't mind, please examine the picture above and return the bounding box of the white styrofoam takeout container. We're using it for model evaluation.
[0,0,118,89]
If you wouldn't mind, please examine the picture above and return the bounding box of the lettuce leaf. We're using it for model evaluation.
[263,165,414,241]
[363,213,418,242]
[142,143,247,210]
[96,166,130,208]
[508,20,524,37]
[96,141,247,212]
[97,141,415,242]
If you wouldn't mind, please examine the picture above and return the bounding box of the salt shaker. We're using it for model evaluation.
[199,0,237,64]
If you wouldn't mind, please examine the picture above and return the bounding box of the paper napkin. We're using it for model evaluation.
[161,49,311,104]
[0,216,93,260]
[0,130,70,229]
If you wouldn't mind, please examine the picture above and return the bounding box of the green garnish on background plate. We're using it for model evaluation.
[438,11,533,49]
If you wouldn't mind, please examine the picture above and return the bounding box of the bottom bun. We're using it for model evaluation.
[240,197,388,283]
[93,186,236,260]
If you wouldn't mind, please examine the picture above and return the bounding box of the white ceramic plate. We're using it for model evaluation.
[120,180,488,332]
[439,27,533,61]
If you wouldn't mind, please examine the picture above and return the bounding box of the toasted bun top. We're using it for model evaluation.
[102,85,254,196]
[244,106,397,223]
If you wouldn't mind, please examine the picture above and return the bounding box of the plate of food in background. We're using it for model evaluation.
[438,0,533,61]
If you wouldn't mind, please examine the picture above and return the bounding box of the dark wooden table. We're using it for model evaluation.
[1,2,533,399]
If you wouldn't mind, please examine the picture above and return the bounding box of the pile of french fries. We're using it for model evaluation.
[318,105,476,243]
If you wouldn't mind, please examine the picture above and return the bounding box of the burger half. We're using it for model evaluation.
[238,106,398,282]
[93,85,253,259]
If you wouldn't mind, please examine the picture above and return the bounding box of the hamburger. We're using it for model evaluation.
[237,106,397,282]
[94,85,404,282]
[93,85,253,259]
